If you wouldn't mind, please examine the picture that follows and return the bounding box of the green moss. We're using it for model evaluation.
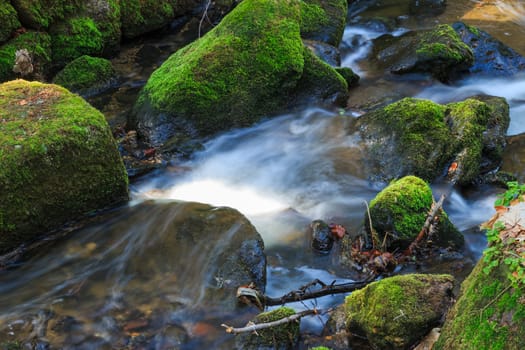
[311,347,331,350]
[368,176,434,248]
[134,0,305,144]
[11,0,83,29]
[345,274,454,349]
[120,0,177,38]
[0,80,128,253]
[300,0,347,46]
[435,261,524,349]
[52,55,115,95]
[335,67,359,88]
[0,3,21,44]
[236,307,300,349]
[0,31,52,82]
[50,17,103,67]
[88,0,121,55]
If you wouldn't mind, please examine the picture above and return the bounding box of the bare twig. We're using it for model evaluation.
[237,276,375,308]
[406,194,446,254]
[198,0,213,38]
[222,308,327,334]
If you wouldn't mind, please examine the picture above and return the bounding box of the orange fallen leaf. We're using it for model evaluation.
[18,99,27,105]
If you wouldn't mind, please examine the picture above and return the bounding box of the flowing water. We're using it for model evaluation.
[2,1,525,349]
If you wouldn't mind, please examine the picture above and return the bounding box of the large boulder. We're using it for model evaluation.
[366,176,463,251]
[131,0,349,149]
[370,24,473,82]
[355,96,509,185]
[345,274,455,350]
[435,187,525,349]
[452,22,525,76]
[0,80,129,254]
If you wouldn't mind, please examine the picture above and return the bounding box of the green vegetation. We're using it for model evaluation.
[53,55,115,95]
[0,2,21,44]
[0,31,52,82]
[300,0,347,46]
[11,0,83,29]
[345,274,454,349]
[120,0,176,38]
[50,17,103,66]
[0,80,128,253]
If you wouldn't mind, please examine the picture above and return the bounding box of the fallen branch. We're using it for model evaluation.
[222,308,326,334]
[406,194,446,254]
[237,276,375,309]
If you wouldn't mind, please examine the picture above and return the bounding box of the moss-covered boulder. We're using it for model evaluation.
[235,307,300,349]
[355,96,509,185]
[345,274,455,350]
[366,176,463,250]
[435,188,525,349]
[370,23,473,82]
[132,0,349,148]
[300,0,347,47]
[52,55,116,96]
[0,3,21,44]
[0,80,129,254]
[11,0,82,30]
[0,31,52,82]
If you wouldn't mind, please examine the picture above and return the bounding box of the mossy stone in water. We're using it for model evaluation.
[367,176,463,250]
[345,273,454,350]
[0,80,129,254]
[300,0,347,47]
[132,0,349,149]
[53,55,115,96]
[235,307,300,349]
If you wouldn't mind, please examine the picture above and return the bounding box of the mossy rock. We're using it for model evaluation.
[345,273,455,350]
[0,80,129,254]
[435,259,525,349]
[356,96,509,185]
[300,0,347,47]
[367,176,463,250]
[371,23,473,82]
[11,0,83,30]
[50,17,104,68]
[0,31,52,82]
[0,3,21,44]
[132,0,349,149]
[84,0,122,56]
[52,55,116,96]
[119,0,195,39]
[235,307,300,349]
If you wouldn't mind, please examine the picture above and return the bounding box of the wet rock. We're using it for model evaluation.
[365,176,463,251]
[0,80,129,254]
[304,39,341,67]
[52,55,116,97]
[310,220,335,254]
[452,22,525,77]
[300,0,348,47]
[132,0,349,149]
[345,274,455,350]
[370,23,473,82]
[235,307,300,350]
[354,96,509,185]
[409,0,446,17]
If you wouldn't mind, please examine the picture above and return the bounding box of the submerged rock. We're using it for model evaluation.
[366,176,463,251]
[344,274,455,350]
[52,55,116,97]
[235,307,299,350]
[355,96,509,185]
[131,0,350,149]
[0,80,129,254]
[370,23,473,82]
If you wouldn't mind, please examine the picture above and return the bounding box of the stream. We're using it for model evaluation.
[1,1,525,349]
